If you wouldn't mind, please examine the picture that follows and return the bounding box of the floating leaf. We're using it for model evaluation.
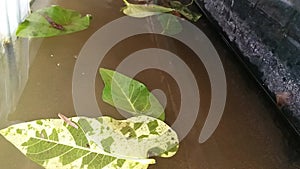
[0,115,179,169]
[157,14,183,35]
[121,0,174,18]
[100,68,165,121]
[170,1,201,22]
[16,5,92,38]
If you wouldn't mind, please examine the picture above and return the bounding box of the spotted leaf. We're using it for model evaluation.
[0,115,178,169]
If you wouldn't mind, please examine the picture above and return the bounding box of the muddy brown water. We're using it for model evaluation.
[0,0,299,168]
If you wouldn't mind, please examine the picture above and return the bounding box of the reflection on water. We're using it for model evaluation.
[0,38,29,128]
[0,0,299,168]
[0,0,30,128]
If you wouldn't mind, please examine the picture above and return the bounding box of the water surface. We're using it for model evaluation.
[0,0,298,168]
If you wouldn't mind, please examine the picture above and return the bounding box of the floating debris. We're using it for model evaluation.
[276,92,290,108]
[58,113,78,129]
[43,14,65,31]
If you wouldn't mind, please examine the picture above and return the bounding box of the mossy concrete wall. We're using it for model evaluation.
[195,0,300,133]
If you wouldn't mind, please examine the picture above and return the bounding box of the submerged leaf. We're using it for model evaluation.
[157,14,183,35]
[100,68,165,121]
[0,115,178,169]
[121,0,174,18]
[16,5,92,38]
[170,1,201,22]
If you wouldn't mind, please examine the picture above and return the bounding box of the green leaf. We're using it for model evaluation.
[100,68,165,121]
[170,1,202,22]
[16,5,92,38]
[121,0,174,18]
[0,115,179,169]
[157,14,183,35]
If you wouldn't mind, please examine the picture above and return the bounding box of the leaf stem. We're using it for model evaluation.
[123,0,130,6]
[185,0,194,6]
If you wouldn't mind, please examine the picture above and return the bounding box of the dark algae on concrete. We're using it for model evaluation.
[195,0,300,147]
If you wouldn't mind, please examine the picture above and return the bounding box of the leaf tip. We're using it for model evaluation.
[99,67,111,76]
[0,129,5,136]
[158,113,165,121]
[86,14,93,20]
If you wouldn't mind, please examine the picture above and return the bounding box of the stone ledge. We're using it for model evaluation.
[195,0,300,137]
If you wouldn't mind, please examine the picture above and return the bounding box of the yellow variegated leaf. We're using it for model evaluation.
[0,115,178,169]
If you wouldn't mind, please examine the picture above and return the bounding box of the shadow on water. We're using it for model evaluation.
[0,0,299,168]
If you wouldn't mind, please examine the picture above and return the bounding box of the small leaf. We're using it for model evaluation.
[100,68,165,121]
[170,1,202,22]
[157,14,183,35]
[121,0,174,18]
[0,115,179,169]
[16,5,92,38]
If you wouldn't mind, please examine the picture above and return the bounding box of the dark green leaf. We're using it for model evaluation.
[170,1,202,22]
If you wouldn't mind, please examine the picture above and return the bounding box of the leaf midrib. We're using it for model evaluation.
[24,135,153,163]
[108,72,137,113]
